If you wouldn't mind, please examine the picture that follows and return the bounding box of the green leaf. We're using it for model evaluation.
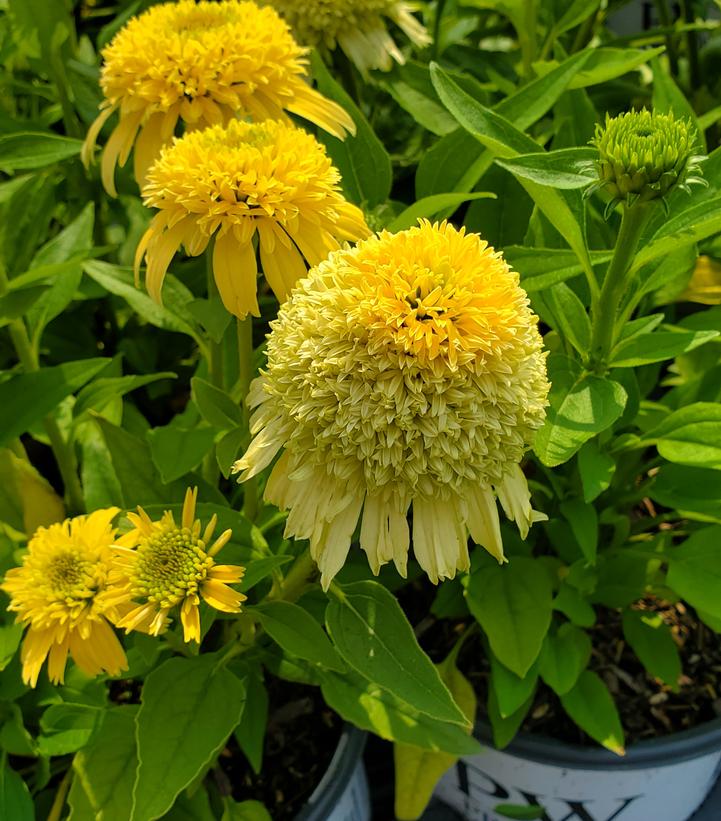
[387,192,496,232]
[667,526,721,619]
[553,0,600,35]
[505,247,612,292]
[430,64,594,284]
[0,358,108,447]
[490,655,538,718]
[253,601,345,671]
[94,417,179,507]
[466,557,553,677]
[577,442,616,503]
[394,649,476,821]
[0,132,83,171]
[622,609,681,691]
[132,655,246,821]
[538,623,591,695]
[222,800,272,821]
[326,581,466,725]
[553,583,595,627]
[38,703,101,756]
[417,49,591,197]
[74,373,176,419]
[610,329,718,368]
[560,499,598,564]
[560,670,625,754]
[320,669,480,755]
[239,555,293,592]
[69,707,137,821]
[216,427,246,479]
[496,148,597,189]
[0,624,23,672]
[631,197,721,274]
[533,46,666,90]
[83,261,203,347]
[191,377,243,430]
[0,760,33,821]
[546,283,591,357]
[643,403,721,469]
[233,673,267,775]
[487,677,535,750]
[534,356,627,467]
[592,554,649,609]
[310,52,391,207]
[650,464,721,522]
[494,804,545,820]
[148,424,217,484]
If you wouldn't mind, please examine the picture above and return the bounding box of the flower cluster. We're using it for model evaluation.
[1,491,244,687]
[234,221,549,588]
[265,0,430,73]
[82,0,354,195]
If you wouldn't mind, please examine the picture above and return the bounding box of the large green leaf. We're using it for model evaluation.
[0,760,33,821]
[559,670,625,754]
[465,557,553,677]
[667,526,721,619]
[650,464,721,522]
[320,669,480,755]
[0,358,108,447]
[69,707,137,821]
[326,581,466,725]
[496,148,597,189]
[132,655,246,821]
[610,329,718,368]
[534,356,627,467]
[505,247,612,292]
[387,192,495,232]
[643,403,721,469]
[0,132,83,171]
[430,64,593,283]
[310,52,391,207]
[490,655,538,718]
[74,373,176,419]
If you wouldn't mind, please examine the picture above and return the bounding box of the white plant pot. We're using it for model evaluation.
[434,720,721,821]
[295,726,371,821]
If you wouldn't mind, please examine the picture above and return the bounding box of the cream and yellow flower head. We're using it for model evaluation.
[266,0,430,74]
[103,489,245,643]
[82,0,356,196]
[135,118,370,318]
[1,509,128,687]
[233,221,550,588]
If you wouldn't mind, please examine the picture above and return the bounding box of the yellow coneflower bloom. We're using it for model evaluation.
[266,0,430,74]
[1,509,128,687]
[82,0,355,196]
[233,221,550,588]
[135,118,370,318]
[103,489,245,643]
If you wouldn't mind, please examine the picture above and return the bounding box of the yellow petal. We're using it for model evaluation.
[212,229,260,318]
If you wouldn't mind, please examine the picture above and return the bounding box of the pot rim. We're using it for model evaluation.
[294,724,367,820]
[474,716,721,770]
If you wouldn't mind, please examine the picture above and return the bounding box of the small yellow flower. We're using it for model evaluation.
[135,118,370,318]
[82,0,355,195]
[1,509,128,687]
[233,221,549,588]
[266,0,430,73]
[104,489,245,643]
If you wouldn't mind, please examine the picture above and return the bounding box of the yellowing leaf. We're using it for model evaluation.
[393,648,477,820]
[679,256,721,305]
[0,449,64,534]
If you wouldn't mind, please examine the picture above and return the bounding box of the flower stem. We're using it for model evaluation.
[589,203,653,373]
[237,315,258,522]
[202,241,222,486]
[267,547,317,603]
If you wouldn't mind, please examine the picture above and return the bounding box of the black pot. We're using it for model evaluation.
[295,726,370,821]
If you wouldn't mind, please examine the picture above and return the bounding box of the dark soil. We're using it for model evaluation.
[416,591,721,748]
[218,680,341,819]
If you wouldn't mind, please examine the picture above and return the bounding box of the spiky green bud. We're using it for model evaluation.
[588,108,706,215]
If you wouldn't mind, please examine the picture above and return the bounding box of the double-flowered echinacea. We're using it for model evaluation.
[234,221,550,588]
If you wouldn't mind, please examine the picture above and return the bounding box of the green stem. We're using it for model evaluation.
[202,242,222,486]
[237,316,258,522]
[589,204,653,372]
[267,548,317,603]
[653,0,679,78]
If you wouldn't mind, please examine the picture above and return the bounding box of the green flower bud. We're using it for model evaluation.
[588,108,706,214]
